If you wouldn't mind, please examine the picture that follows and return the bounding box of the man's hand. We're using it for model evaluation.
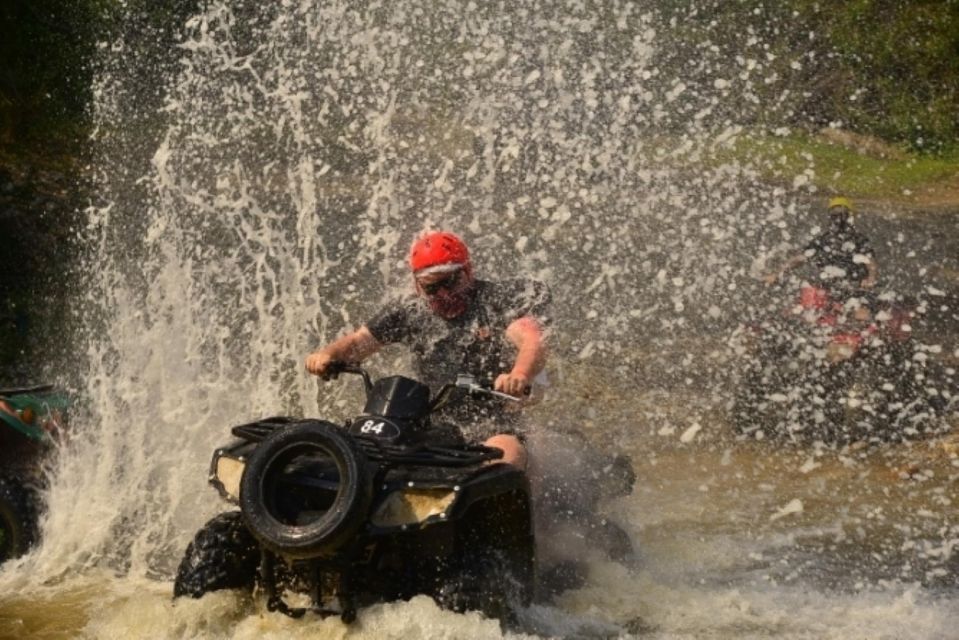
[495,371,530,397]
[305,350,336,379]
[305,327,383,380]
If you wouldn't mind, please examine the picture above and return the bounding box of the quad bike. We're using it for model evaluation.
[731,284,953,443]
[174,365,635,624]
[0,384,69,565]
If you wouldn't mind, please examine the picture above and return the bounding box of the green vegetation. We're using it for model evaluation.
[754,135,959,198]
[0,0,204,383]
[653,0,959,154]
[1,0,956,158]
[822,0,959,153]
[0,0,201,155]
[0,1,110,152]
[737,133,959,200]
[1,0,110,382]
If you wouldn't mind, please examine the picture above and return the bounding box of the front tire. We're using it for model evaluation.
[173,511,259,598]
[0,477,40,564]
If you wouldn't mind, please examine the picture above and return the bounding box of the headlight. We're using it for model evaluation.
[213,455,245,502]
[371,488,456,528]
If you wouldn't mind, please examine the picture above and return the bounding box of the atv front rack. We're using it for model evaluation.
[0,384,55,396]
[352,437,501,468]
[231,416,298,442]
[231,417,502,468]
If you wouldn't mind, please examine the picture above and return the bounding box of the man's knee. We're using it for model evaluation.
[484,433,527,469]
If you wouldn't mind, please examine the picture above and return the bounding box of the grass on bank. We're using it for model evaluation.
[719,130,959,205]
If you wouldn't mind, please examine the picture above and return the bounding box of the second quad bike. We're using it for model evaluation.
[731,284,953,444]
[0,384,69,565]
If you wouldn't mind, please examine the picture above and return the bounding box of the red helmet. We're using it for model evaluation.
[408,231,470,273]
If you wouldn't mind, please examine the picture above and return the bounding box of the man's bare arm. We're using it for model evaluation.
[496,316,548,395]
[305,327,383,376]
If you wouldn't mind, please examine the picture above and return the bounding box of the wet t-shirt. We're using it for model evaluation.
[803,225,874,287]
[366,278,551,392]
[366,278,550,439]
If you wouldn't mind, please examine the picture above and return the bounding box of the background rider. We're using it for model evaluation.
[764,196,879,310]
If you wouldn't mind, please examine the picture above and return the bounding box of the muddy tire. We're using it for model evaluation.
[438,489,533,624]
[173,511,259,598]
[0,477,40,564]
[239,421,372,560]
[440,548,525,624]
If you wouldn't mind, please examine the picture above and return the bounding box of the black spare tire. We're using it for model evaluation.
[239,420,372,560]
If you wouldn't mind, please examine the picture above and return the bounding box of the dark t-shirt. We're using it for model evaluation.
[366,278,551,392]
[803,225,874,287]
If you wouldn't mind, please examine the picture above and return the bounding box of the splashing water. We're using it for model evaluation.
[2,1,957,638]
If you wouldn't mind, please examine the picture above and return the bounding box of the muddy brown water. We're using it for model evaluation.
[1,372,957,639]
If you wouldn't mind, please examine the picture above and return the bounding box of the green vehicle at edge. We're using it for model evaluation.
[0,385,69,565]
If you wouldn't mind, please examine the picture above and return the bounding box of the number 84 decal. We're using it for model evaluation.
[359,419,386,434]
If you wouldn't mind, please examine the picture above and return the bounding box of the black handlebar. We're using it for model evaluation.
[324,362,528,410]
[324,361,373,393]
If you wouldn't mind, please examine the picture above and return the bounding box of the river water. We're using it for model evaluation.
[2,1,958,638]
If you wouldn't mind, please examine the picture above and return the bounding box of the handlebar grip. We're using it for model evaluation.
[322,361,365,381]
[322,360,348,380]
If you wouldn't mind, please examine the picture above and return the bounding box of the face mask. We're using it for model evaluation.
[425,289,470,318]
[829,208,851,226]
[415,269,472,318]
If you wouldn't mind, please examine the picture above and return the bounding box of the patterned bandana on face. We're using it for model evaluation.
[415,264,472,318]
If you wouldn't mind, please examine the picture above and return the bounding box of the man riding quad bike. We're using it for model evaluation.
[173,366,635,624]
[174,231,635,622]
[740,195,954,443]
[0,384,69,564]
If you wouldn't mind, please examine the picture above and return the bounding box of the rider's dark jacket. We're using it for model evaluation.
[802,222,874,289]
